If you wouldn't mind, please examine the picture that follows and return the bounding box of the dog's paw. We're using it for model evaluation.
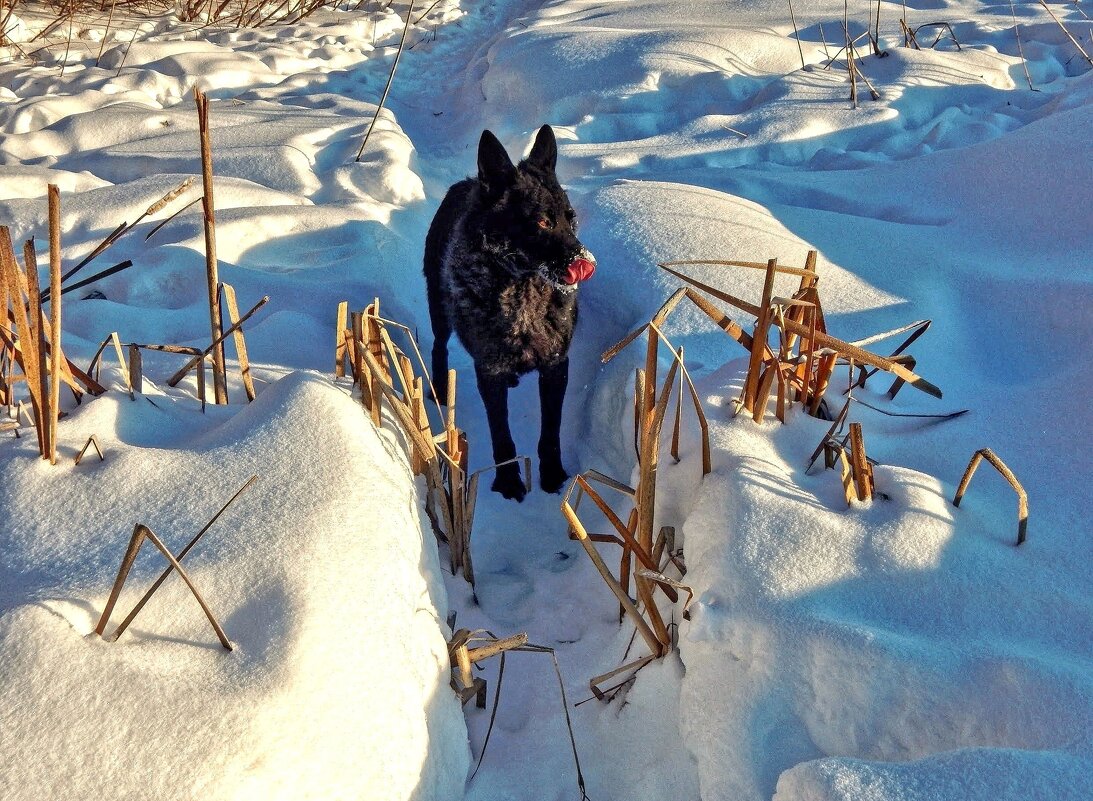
[539,460,569,494]
[491,466,527,502]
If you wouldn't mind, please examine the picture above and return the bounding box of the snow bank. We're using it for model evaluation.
[0,372,469,800]
[673,388,1093,801]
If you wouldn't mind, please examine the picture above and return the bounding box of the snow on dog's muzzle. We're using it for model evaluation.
[562,249,597,286]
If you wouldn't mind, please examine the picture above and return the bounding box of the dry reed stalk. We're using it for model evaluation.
[808,351,837,416]
[335,301,348,377]
[844,5,859,108]
[588,654,657,701]
[62,225,125,286]
[167,295,269,387]
[848,41,882,100]
[873,0,882,53]
[671,345,684,461]
[637,353,680,555]
[799,304,818,406]
[360,344,439,466]
[574,475,678,602]
[0,227,45,454]
[364,299,385,425]
[398,353,415,403]
[788,0,806,69]
[127,343,143,394]
[194,87,228,404]
[74,434,104,465]
[806,398,850,472]
[743,259,778,412]
[1037,0,1093,65]
[953,448,1028,545]
[635,567,693,615]
[463,632,531,665]
[145,196,202,242]
[350,312,365,390]
[48,185,62,463]
[355,0,416,161]
[23,241,50,459]
[848,422,873,501]
[648,322,711,474]
[659,257,816,280]
[752,359,778,424]
[95,0,118,65]
[111,476,257,641]
[411,376,428,474]
[838,446,855,505]
[220,283,255,401]
[659,263,943,398]
[561,490,665,657]
[44,258,133,304]
[95,523,232,650]
[619,508,636,622]
[359,311,446,418]
[1009,0,1036,89]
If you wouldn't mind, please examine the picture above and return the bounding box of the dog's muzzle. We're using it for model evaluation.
[557,248,597,292]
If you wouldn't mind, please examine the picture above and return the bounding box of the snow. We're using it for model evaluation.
[0,372,469,800]
[2,0,1092,799]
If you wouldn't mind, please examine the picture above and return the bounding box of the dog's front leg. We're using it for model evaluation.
[538,357,569,493]
[475,365,526,502]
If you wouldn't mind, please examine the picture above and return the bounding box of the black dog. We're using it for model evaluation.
[424,125,595,501]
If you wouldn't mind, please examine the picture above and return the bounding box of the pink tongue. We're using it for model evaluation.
[563,258,596,285]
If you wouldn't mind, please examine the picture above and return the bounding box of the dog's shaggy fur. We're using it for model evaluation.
[424,125,594,501]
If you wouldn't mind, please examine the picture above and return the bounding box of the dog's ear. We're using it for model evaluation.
[526,125,558,173]
[478,130,516,192]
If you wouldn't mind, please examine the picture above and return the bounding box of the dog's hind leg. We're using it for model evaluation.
[537,358,569,494]
[475,365,526,502]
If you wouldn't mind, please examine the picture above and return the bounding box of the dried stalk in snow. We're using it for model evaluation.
[953,448,1029,545]
[355,0,416,161]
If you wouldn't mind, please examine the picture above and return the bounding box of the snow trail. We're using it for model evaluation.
[2,1,1091,799]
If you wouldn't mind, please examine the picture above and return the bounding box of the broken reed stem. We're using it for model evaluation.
[844,2,859,108]
[127,343,142,394]
[1038,0,1093,65]
[355,0,416,162]
[48,185,61,464]
[73,434,104,465]
[95,0,118,65]
[194,87,228,404]
[1009,0,1036,90]
[23,241,50,459]
[847,422,873,501]
[166,295,269,387]
[788,0,806,69]
[220,283,255,402]
[743,259,778,412]
[953,448,1028,546]
[561,494,665,657]
[658,263,943,398]
[335,300,348,377]
[46,259,133,302]
[112,475,258,641]
[0,227,45,455]
[96,523,232,651]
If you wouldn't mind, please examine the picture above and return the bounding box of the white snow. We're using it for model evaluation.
[2,0,1091,799]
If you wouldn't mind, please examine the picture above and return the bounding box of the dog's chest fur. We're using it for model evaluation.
[443,231,577,376]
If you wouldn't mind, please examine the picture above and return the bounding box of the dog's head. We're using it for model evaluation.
[474,125,595,292]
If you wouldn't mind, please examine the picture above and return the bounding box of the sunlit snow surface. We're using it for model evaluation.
[1,0,1091,799]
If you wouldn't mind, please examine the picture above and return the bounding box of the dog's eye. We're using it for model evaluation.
[537,216,553,230]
